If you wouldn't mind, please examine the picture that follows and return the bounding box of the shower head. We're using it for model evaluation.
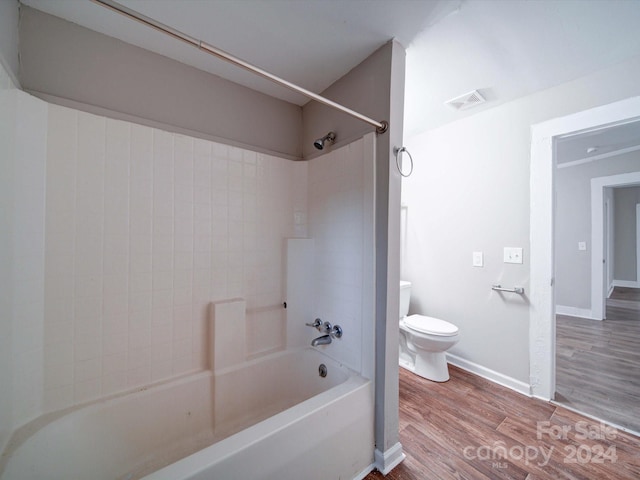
[313,132,336,150]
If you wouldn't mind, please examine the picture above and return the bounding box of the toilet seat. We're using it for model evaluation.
[405,314,458,337]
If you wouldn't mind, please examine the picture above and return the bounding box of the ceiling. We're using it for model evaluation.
[20,0,640,145]
[556,119,640,165]
[404,0,640,138]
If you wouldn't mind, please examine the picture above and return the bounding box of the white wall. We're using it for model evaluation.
[402,109,531,384]
[0,0,19,86]
[306,135,375,376]
[0,63,48,451]
[555,151,640,309]
[614,185,640,282]
[41,104,306,413]
[0,59,17,454]
[404,54,640,385]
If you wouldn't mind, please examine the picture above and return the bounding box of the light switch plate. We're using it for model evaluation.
[578,241,587,251]
[473,251,484,267]
[504,247,523,264]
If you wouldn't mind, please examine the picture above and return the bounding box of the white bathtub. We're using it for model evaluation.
[0,348,374,480]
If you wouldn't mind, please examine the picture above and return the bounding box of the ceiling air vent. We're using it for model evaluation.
[444,90,486,111]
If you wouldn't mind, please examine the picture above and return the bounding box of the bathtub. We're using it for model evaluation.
[0,347,374,480]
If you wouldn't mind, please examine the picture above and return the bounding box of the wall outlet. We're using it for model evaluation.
[578,241,587,251]
[504,247,523,264]
[473,251,484,267]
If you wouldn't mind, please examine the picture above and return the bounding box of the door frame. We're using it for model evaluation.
[604,194,613,298]
[637,203,640,285]
[591,174,640,319]
[529,96,640,400]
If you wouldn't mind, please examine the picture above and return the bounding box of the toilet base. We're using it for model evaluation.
[415,351,450,382]
[399,351,450,382]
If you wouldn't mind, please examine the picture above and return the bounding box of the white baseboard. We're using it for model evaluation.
[374,442,405,475]
[555,305,600,320]
[353,464,376,480]
[607,284,615,298]
[612,279,640,289]
[446,353,531,397]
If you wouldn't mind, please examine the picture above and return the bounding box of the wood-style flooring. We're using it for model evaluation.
[365,366,640,480]
[555,287,640,434]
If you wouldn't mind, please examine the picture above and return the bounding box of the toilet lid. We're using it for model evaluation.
[405,314,459,337]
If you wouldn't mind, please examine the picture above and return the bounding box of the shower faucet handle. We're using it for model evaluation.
[331,325,343,339]
[305,318,323,330]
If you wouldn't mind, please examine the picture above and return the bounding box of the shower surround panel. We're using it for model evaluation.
[307,136,375,375]
[1,80,48,444]
[43,104,307,413]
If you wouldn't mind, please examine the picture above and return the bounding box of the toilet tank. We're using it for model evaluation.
[399,281,411,318]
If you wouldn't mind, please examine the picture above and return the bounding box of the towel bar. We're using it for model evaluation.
[492,284,525,294]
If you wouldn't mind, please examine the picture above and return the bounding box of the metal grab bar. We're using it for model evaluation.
[492,285,525,294]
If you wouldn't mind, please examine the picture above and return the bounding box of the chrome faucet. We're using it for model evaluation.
[311,335,332,346]
[307,319,343,346]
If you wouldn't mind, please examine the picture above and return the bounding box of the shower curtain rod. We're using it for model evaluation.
[91,0,389,134]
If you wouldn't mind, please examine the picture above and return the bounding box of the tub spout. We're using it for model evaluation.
[311,334,332,346]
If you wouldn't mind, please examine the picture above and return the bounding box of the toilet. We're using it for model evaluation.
[399,281,459,382]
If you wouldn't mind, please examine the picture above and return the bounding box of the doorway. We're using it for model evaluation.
[530,96,640,403]
[554,166,640,431]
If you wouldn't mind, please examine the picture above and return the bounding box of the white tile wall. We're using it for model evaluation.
[12,93,48,425]
[1,81,48,445]
[307,137,375,374]
[0,74,18,452]
[2,86,373,436]
[212,299,246,371]
[43,105,305,412]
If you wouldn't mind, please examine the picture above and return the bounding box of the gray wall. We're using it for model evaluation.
[555,152,640,309]
[18,7,302,159]
[0,0,19,86]
[404,54,640,385]
[614,185,640,282]
[302,42,395,159]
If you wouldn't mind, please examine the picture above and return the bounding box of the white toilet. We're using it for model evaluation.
[399,281,459,382]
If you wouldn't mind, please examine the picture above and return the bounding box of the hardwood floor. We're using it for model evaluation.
[365,366,640,480]
[555,287,640,433]
[609,286,640,302]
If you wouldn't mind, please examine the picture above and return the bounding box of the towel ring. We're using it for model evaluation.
[394,146,414,177]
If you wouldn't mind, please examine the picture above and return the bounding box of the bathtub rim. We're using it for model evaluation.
[0,367,210,475]
[1,346,367,479]
[142,370,370,479]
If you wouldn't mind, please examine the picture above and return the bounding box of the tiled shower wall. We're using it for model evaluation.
[43,104,307,412]
[0,61,14,452]
[1,68,47,449]
[307,135,375,376]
